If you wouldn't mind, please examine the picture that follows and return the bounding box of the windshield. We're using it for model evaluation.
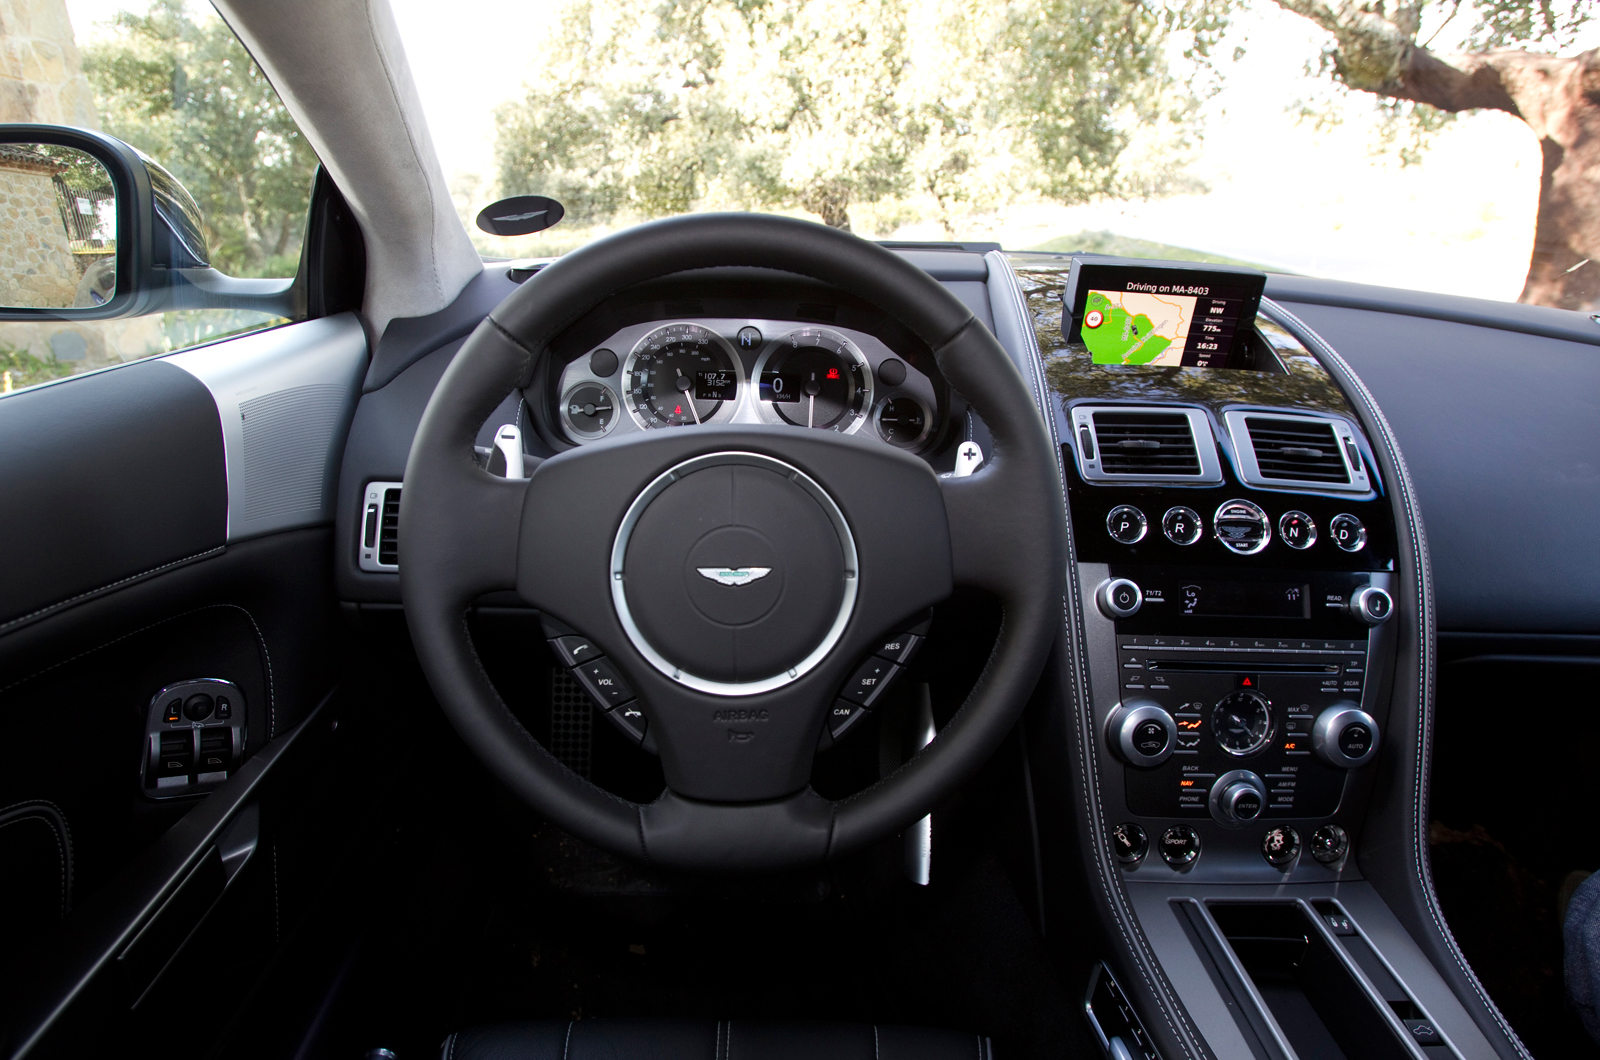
[395,0,1597,310]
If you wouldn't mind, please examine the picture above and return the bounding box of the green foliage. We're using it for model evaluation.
[82,0,316,276]
[495,0,1236,232]
[1028,230,1285,270]
[0,344,75,390]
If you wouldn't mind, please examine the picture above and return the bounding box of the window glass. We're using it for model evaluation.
[399,0,1597,311]
[0,0,315,393]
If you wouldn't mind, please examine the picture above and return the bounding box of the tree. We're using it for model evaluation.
[82,0,318,276]
[1270,0,1597,309]
[495,0,1233,233]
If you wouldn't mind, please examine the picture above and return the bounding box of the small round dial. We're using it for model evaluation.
[875,396,930,448]
[1211,690,1274,756]
[756,327,872,432]
[561,383,618,438]
[623,323,740,429]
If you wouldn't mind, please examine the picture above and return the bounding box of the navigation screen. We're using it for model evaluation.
[1064,260,1266,370]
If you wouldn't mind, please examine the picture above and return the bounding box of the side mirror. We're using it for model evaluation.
[0,124,294,321]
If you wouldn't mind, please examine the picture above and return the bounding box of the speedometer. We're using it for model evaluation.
[754,327,872,432]
[623,323,741,429]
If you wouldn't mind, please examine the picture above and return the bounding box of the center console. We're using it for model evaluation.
[994,254,1515,1060]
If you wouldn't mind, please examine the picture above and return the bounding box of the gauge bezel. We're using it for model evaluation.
[751,326,874,434]
[559,381,621,440]
[872,393,933,449]
[621,322,744,431]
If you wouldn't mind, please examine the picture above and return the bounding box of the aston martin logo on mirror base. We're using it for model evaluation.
[697,567,773,587]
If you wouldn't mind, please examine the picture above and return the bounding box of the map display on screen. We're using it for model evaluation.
[1064,261,1266,370]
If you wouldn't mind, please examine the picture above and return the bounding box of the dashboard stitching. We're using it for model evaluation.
[993,253,1209,1058]
[1263,299,1530,1060]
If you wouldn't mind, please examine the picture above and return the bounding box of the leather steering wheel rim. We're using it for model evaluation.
[400,213,1065,871]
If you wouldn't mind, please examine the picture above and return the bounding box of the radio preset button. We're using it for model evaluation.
[1278,510,1317,550]
[1214,499,1271,554]
[1107,505,1148,545]
[1162,506,1203,545]
[1330,513,1368,552]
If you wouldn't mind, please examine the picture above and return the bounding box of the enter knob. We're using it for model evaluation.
[1312,704,1380,768]
[1349,585,1394,626]
[1209,770,1266,827]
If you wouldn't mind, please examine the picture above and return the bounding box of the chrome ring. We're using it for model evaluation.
[609,451,859,697]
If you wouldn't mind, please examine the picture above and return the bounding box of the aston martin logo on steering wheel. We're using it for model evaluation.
[696,566,773,587]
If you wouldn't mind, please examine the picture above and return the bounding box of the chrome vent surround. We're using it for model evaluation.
[1223,410,1372,494]
[1070,405,1223,484]
[358,481,403,572]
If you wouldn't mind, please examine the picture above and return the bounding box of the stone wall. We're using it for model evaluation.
[0,151,79,307]
[0,0,99,127]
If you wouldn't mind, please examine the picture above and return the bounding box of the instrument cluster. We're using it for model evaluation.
[554,318,941,452]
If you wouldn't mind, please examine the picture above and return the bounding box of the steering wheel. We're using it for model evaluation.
[401,214,1065,871]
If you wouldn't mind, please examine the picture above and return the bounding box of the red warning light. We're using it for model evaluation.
[674,405,682,415]
[1241,677,1252,686]
[826,367,840,380]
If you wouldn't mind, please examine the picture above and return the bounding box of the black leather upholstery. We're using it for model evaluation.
[440,1020,992,1060]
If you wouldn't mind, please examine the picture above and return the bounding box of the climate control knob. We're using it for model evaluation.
[1349,585,1394,626]
[1209,769,1267,827]
[1107,700,1177,767]
[1312,704,1380,768]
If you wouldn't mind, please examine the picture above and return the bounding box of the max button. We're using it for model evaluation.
[552,635,603,667]
[574,657,635,708]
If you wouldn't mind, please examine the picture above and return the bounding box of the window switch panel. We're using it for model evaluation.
[142,679,247,799]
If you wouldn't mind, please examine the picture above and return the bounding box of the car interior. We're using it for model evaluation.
[1,2,1598,1060]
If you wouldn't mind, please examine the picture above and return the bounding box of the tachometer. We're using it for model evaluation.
[623,323,740,428]
[755,327,872,432]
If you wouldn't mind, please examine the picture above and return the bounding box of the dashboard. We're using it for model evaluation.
[551,317,944,451]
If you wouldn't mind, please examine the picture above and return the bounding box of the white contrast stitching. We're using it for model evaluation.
[563,1020,573,1060]
[0,546,226,636]
[1263,298,1531,1060]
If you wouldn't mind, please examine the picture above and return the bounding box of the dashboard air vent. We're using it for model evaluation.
[358,481,403,572]
[1222,411,1372,494]
[1242,417,1349,484]
[1093,412,1200,476]
[1070,406,1223,484]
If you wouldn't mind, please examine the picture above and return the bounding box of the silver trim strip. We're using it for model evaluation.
[166,314,367,541]
[609,451,859,697]
[1071,404,1225,484]
[1223,408,1374,495]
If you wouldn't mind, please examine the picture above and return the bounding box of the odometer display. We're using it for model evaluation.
[624,323,740,428]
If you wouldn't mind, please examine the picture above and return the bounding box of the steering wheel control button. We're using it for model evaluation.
[1106,505,1147,545]
[551,635,603,667]
[1262,826,1301,868]
[614,453,856,693]
[1214,499,1271,555]
[1310,824,1350,864]
[1160,825,1201,868]
[1112,823,1148,866]
[183,693,214,721]
[874,633,923,665]
[608,703,648,745]
[1108,701,1177,767]
[1162,506,1202,546]
[841,657,899,706]
[1210,769,1267,827]
[1278,510,1317,550]
[1329,513,1367,552]
[1096,577,1143,620]
[1349,585,1393,625]
[573,658,635,709]
[1312,705,1380,768]
[827,699,870,741]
